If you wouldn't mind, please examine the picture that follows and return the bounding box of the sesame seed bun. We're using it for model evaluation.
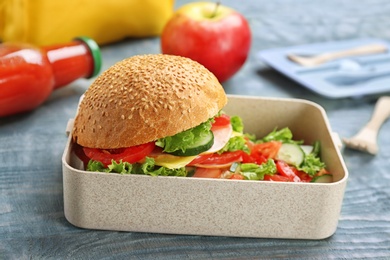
[72,54,227,149]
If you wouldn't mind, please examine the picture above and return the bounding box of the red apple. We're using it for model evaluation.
[160,2,251,83]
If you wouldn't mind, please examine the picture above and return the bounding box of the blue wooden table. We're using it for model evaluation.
[1,0,390,259]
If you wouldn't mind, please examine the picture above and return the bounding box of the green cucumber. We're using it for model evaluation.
[311,174,332,183]
[300,145,313,155]
[276,143,305,167]
[171,131,214,156]
[312,141,321,157]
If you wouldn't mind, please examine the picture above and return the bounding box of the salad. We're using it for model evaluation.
[76,113,332,183]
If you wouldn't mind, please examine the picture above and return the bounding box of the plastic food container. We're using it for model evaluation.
[62,95,348,239]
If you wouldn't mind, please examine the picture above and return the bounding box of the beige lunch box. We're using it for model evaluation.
[62,95,348,239]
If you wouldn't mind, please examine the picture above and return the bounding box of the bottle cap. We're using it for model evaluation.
[74,36,102,78]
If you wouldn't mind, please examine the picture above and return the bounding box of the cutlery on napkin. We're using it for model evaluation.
[325,69,390,86]
[288,43,388,67]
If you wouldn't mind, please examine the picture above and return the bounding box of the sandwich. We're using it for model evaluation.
[73,54,330,182]
[72,54,237,177]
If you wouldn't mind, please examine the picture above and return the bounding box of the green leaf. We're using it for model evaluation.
[240,159,277,180]
[107,160,133,174]
[311,140,321,157]
[87,160,107,172]
[260,127,303,145]
[86,158,187,177]
[218,136,250,154]
[230,115,244,133]
[244,133,257,142]
[261,127,294,143]
[298,153,326,176]
[156,118,213,154]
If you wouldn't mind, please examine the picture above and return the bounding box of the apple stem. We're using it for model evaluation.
[211,1,221,18]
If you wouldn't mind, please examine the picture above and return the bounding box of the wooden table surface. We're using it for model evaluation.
[1,0,390,259]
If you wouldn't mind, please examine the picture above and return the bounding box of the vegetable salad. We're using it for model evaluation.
[78,113,332,183]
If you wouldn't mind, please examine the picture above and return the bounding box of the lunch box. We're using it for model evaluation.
[62,95,348,239]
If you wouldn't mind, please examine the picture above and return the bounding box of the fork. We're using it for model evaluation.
[287,43,388,67]
[343,96,390,155]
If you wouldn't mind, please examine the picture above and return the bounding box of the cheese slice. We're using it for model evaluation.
[152,153,197,169]
[152,124,236,169]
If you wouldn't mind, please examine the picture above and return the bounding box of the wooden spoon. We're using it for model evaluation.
[343,96,390,155]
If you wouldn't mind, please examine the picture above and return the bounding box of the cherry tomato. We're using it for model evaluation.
[211,114,231,131]
[83,142,156,167]
[193,168,222,178]
[276,160,301,182]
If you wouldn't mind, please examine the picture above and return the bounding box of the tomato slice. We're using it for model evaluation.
[250,141,282,159]
[316,168,330,176]
[83,142,156,167]
[188,153,214,165]
[276,160,301,182]
[264,174,291,182]
[190,150,244,166]
[229,174,244,180]
[211,114,231,131]
[193,168,222,178]
[241,150,267,164]
[73,143,91,166]
[293,168,312,182]
[240,140,280,164]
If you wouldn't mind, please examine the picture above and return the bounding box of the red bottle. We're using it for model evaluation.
[0,37,102,117]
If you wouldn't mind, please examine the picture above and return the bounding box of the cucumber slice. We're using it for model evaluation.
[300,145,313,155]
[311,174,332,183]
[170,131,214,156]
[276,143,305,167]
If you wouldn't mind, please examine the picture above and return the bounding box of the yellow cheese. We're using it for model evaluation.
[153,154,197,169]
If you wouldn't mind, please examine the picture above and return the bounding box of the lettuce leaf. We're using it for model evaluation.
[87,160,109,172]
[240,159,277,180]
[260,127,302,144]
[230,115,244,133]
[156,118,213,154]
[298,153,326,176]
[86,157,187,177]
[218,135,250,154]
